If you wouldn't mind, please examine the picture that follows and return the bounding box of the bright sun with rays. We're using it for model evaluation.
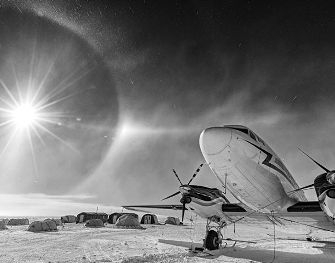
[0,75,74,168]
[0,79,60,136]
[9,102,40,128]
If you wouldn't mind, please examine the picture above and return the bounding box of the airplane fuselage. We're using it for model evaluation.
[199,125,307,214]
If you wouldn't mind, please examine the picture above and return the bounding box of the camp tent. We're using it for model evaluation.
[108,213,121,224]
[108,213,138,224]
[85,219,104,228]
[115,214,143,229]
[0,221,7,230]
[61,215,76,223]
[27,220,57,232]
[165,217,180,225]
[76,212,108,223]
[7,218,29,226]
[140,214,159,224]
[0,219,9,225]
[44,218,62,226]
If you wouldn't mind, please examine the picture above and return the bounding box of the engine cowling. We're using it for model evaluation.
[180,195,192,204]
[319,188,335,220]
[314,173,335,220]
[326,171,335,184]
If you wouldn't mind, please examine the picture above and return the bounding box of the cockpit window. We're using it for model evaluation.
[255,135,265,145]
[229,127,265,145]
[231,127,248,134]
[249,131,256,141]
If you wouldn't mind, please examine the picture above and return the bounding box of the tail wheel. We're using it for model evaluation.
[205,230,220,250]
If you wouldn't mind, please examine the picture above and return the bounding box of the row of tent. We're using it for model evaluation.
[82,214,181,229]
[0,218,60,232]
[0,212,181,230]
[0,218,29,225]
[0,218,63,227]
[76,212,180,225]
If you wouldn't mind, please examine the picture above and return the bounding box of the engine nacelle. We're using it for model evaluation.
[319,188,335,220]
[327,171,335,184]
[180,195,192,204]
[314,173,335,221]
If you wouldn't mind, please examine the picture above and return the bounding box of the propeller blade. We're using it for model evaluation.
[162,191,180,201]
[182,201,186,222]
[298,148,330,173]
[172,169,183,185]
[187,163,204,185]
[288,183,315,193]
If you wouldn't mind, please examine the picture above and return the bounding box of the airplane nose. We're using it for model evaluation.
[199,127,232,155]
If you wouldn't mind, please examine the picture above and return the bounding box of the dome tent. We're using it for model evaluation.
[115,214,143,229]
[140,214,159,224]
[165,217,180,225]
[28,220,57,232]
[61,215,76,223]
[44,218,62,226]
[85,219,104,228]
[8,218,29,226]
[0,221,7,230]
[76,212,108,223]
[1,219,9,225]
[108,213,138,224]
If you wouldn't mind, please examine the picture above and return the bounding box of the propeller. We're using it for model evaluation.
[298,148,330,173]
[162,191,180,201]
[288,183,315,193]
[187,163,204,185]
[162,163,204,222]
[172,169,183,185]
[293,148,335,192]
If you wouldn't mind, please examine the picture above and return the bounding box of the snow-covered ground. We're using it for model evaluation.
[1,216,335,263]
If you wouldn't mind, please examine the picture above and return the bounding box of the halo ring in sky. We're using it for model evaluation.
[0,8,119,193]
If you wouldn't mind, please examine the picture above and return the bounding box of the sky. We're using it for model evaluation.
[1,0,335,216]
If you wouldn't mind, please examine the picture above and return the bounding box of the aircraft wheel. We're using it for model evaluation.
[205,230,220,250]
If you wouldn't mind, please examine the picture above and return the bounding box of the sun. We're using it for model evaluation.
[10,103,40,128]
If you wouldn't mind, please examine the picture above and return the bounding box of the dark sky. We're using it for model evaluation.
[1,0,335,215]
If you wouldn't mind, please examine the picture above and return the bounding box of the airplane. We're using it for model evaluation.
[123,125,335,251]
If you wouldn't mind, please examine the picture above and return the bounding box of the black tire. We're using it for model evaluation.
[205,230,219,250]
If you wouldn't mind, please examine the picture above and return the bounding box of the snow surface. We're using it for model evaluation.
[1,216,335,262]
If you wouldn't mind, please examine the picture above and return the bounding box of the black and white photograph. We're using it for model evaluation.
[1,1,335,262]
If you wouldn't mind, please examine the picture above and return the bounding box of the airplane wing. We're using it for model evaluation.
[122,205,185,213]
[220,201,335,233]
[123,203,247,212]
[123,202,335,232]
[122,204,187,219]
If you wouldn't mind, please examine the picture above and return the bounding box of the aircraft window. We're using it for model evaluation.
[231,127,248,134]
[256,136,265,145]
[249,131,256,141]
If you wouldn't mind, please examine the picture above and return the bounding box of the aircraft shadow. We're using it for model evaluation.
[159,239,335,263]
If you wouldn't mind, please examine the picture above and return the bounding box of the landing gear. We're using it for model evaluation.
[205,230,220,250]
[203,216,226,250]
